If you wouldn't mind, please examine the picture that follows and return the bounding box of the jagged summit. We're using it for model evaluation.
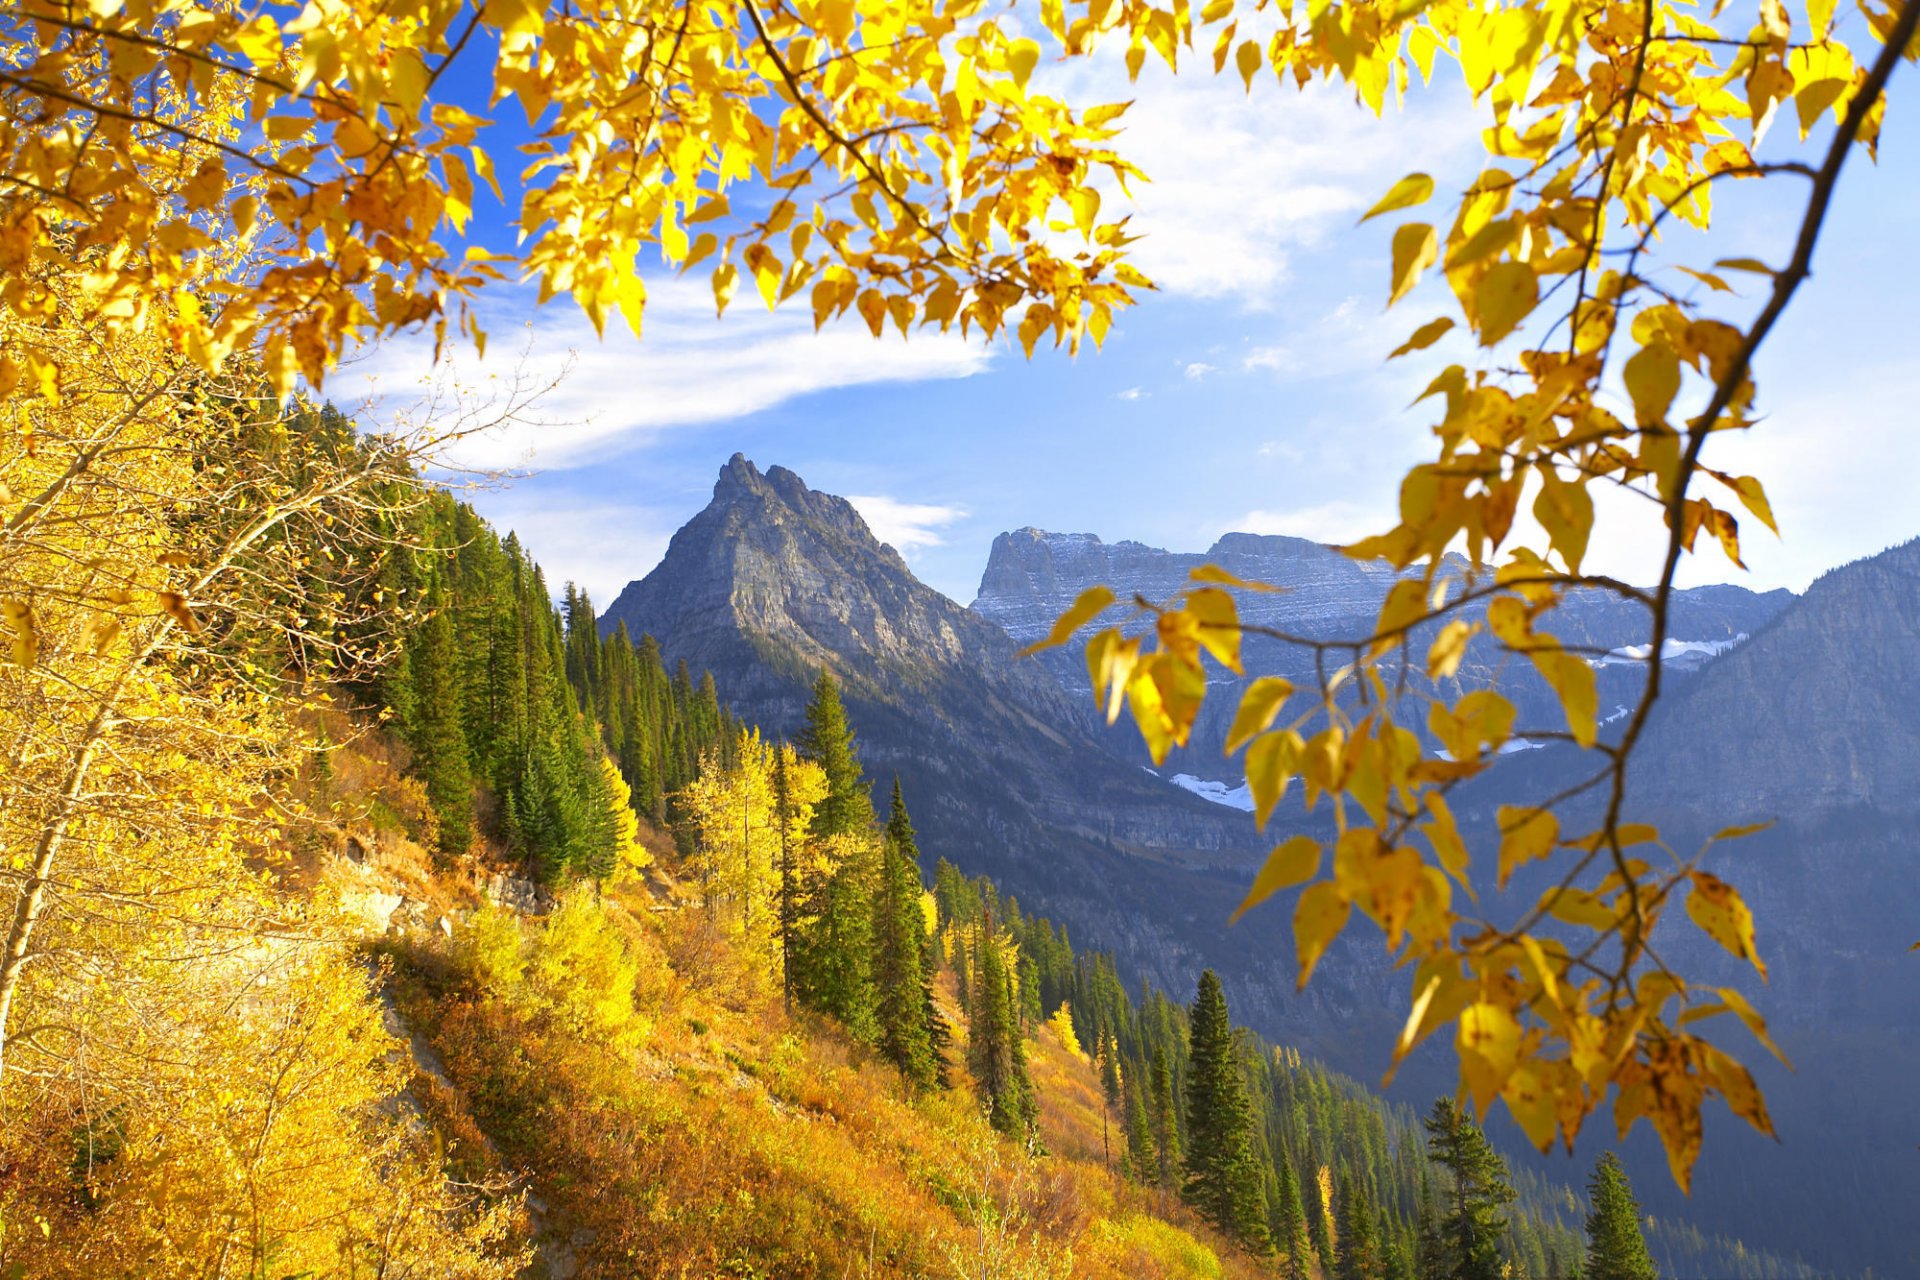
[593,459,1353,1062]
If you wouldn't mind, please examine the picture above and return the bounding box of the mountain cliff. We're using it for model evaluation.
[972,527,1793,777]
[599,458,1374,1047]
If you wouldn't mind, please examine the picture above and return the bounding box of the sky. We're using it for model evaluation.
[342,44,1920,611]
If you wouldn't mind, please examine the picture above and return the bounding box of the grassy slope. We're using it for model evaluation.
[382,865,1276,1280]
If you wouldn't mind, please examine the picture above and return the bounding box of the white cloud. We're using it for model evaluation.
[846,495,968,556]
[1042,53,1478,304]
[1184,361,1218,379]
[342,279,992,472]
[1243,345,1297,373]
[1116,386,1148,401]
[460,490,677,607]
[1232,499,1393,546]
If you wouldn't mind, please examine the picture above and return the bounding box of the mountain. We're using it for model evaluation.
[599,458,1355,1042]
[603,459,1917,1276]
[1432,538,1920,1277]
[974,527,1793,779]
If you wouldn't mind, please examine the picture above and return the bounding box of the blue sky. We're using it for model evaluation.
[345,49,1920,610]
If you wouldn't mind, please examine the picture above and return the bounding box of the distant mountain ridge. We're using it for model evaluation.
[973,525,1794,775]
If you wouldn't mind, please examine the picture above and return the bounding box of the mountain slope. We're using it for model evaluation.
[1438,538,1920,1278]
[597,457,1404,1047]
[974,527,1793,775]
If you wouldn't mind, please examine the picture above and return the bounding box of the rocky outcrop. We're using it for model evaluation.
[598,459,1406,1045]
[972,526,1793,775]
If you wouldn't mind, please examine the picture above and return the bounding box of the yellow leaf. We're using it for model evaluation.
[1687,871,1766,979]
[1245,729,1303,827]
[1532,468,1594,573]
[1,599,38,667]
[1225,676,1294,755]
[483,0,545,38]
[712,263,739,317]
[1293,881,1350,990]
[1391,974,1444,1074]
[1361,173,1435,223]
[1531,649,1597,746]
[1232,836,1320,923]
[1008,38,1041,91]
[743,244,781,310]
[1807,0,1836,37]
[1189,563,1282,592]
[1725,475,1779,535]
[1426,618,1477,680]
[1457,1001,1522,1113]
[1389,223,1439,306]
[687,194,731,224]
[1624,340,1681,427]
[1474,260,1538,345]
[1715,257,1774,275]
[1497,805,1558,888]
[1020,585,1115,657]
[1184,586,1242,672]
[1389,316,1454,358]
[1420,792,1472,888]
[1235,39,1262,91]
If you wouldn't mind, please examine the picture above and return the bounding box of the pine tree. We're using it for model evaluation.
[799,670,870,838]
[1181,970,1272,1252]
[792,671,877,1034]
[407,581,471,858]
[1336,1170,1384,1280]
[872,782,936,1088]
[1584,1153,1658,1280]
[1124,1064,1158,1183]
[1423,1097,1517,1280]
[966,914,1037,1141]
[1273,1154,1312,1278]
[1149,1043,1184,1199]
[885,778,951,1084]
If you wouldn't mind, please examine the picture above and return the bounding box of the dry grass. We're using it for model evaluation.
[384,869,1278,1280]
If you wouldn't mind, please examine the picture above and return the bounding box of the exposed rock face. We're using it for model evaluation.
[599,458,1397,1047]
[973,527,1793,774]
[1444,538,1920,1277]
[1626,537,1920,815]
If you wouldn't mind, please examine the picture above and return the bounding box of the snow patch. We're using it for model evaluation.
[1591,635,1747,668]
[1168,773,1256,812]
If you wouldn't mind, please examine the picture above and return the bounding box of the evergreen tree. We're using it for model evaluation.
[1149,1043,1183,1199]
[966,914,1037,1141]
[1181,970,1272,1252]
[1336,1170,1385,1280]
[792,671,877,1034]
[882,778,953,1086]
[1124,1064,1158,1183]
[1423,1097,1517,1280]
[871,782,936,1088]
[407,581,472,858]
[1272,1154,1312,1279]
[799,670,870,838]
[1584,1153,1658,1280]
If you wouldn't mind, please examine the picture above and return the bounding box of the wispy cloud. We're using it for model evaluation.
[1184,361,1219,379]
[846,495,968,556]
[1116,386,1148,401]
[343,279,992,472]
[1043,52,1477,306]
[460,490,679,607]
[1231,500,1392,546]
